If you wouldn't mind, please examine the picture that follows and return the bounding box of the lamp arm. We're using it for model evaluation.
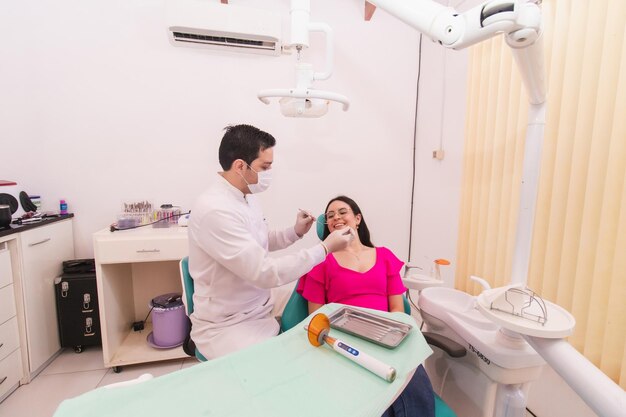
[308,22,333,81]
[368,0,546,103]
[257,88,350,111]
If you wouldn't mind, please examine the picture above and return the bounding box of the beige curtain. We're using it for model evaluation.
[456,0,626,388]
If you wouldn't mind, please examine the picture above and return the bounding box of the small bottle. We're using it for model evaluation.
[494,384,526,417]
[60,199,68,215]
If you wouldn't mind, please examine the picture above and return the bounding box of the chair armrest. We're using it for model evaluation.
[422,332,467,358]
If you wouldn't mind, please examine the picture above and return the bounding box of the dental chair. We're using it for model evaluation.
[278,215,459,417]
[179,256,207,362]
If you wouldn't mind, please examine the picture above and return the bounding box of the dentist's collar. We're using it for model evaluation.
[216,172,247,202]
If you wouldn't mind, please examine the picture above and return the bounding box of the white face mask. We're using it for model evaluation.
[241,164,272,194]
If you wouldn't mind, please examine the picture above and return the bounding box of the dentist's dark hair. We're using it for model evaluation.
[219,124,276,170]
[322,195,374,248]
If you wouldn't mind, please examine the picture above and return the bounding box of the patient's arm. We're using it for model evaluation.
[308,301,324,314]
[388,294,405,313]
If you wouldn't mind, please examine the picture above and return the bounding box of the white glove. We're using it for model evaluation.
[322,228,355,253]
[294,209,315,237]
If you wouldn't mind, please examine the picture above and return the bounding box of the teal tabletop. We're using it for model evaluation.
[54,304,432,417]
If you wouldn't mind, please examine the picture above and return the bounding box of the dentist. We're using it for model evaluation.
[188,124,353,359]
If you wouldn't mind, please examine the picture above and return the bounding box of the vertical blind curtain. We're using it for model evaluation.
[456,0,626,388]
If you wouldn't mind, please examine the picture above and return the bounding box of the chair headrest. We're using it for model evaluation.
[316,214,325,240]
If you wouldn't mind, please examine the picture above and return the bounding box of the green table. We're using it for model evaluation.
[54,304,432,417]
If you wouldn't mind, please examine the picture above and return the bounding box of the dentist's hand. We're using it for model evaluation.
[322,228,355,253]
[294,209,315,237]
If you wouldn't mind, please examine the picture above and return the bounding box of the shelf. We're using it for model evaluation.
[108,322,187,367]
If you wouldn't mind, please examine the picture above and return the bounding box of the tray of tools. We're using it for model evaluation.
[327,307,413,349]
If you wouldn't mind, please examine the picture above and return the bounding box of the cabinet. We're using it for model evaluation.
[0,241,23,401]
[0,217,75,401]
[93,227,188,371]
[19,219,75,380]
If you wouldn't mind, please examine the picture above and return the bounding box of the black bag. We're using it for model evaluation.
[62,258,95,274]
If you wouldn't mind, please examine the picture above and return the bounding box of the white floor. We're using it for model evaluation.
[0,347,199,417]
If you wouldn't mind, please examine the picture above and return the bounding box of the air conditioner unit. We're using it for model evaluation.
[166,0,283,56]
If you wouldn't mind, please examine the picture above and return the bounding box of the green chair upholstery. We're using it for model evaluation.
[316,213,326,241]
[279,279,311,333]
[434,395,457,417]
[179,256,207,362]
[180,256,195,315]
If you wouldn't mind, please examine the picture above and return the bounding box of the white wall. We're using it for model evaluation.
[409,38,469,286]
[0,0,468,280]
[0,0,421,260]
[0,1,604,415]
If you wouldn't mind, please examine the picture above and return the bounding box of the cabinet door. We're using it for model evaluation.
[0,248,13,289]
[20,220,75,374]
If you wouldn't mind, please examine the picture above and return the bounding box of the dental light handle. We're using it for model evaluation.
[326,335,396,382]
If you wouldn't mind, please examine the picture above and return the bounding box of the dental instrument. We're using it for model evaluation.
[298,208,337,226]
[305,313,397,382]
[298,208,327,226]
[297,208,315,220]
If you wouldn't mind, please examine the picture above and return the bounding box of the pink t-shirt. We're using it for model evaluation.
[296,247,407,312]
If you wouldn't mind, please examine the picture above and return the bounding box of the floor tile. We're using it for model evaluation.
[96,359,184,388]
[0,369,107,417]
[41,347,105,376]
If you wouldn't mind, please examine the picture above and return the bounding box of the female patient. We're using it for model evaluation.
[297,195,435,417]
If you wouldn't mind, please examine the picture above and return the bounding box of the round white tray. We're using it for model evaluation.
[477,291,576,339]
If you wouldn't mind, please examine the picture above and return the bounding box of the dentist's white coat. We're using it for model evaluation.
[188,174,325,359]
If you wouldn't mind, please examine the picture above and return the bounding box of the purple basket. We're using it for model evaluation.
[150,293,188,348]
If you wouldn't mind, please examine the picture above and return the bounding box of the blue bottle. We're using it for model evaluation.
[60,199,68,215]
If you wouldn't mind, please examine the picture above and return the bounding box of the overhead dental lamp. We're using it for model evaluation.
[257,0,349,117]
[268,62,350,118]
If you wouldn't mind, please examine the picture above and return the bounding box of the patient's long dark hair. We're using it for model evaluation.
[322,195,374,248]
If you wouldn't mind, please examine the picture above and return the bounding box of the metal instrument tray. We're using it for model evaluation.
[328,307,412,349]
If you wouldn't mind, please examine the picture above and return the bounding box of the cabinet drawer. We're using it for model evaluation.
[96,236,188,264]
[0,349,23,399]
[0,317,19,362]
[0,285,16,325]
[20,220,73,255]
[0,249,12,289]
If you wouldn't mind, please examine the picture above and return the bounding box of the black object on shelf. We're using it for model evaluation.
[62,258,96,275]
[54,264,101,353]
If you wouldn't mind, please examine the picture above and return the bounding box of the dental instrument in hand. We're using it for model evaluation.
[298,208,328,225]
[305,313,396,382]
[298,208,316,220]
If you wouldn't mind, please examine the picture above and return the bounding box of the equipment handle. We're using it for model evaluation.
[331,338,396,382]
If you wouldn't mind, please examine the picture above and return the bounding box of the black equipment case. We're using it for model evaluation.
[54,266,102,353]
